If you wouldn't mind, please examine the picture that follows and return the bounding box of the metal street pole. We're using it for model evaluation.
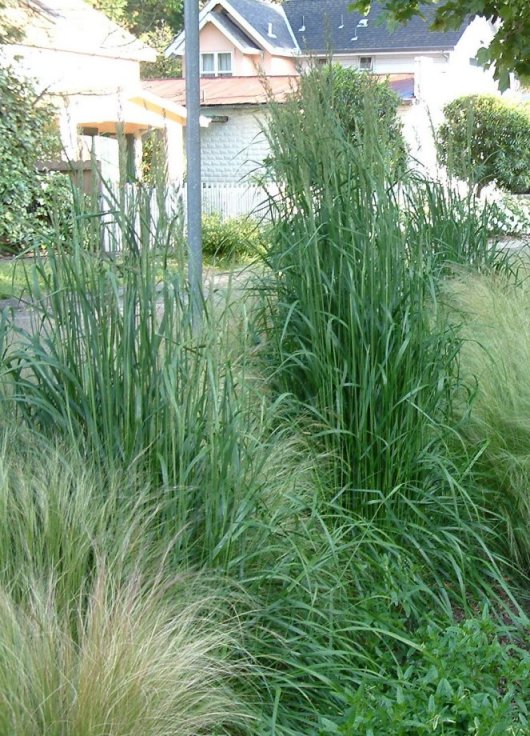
[184,0,203,332]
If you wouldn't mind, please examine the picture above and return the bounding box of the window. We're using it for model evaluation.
[217,53,232,75]
[201,53,215,76]
[200,52,232,77]
[359,56,373,71]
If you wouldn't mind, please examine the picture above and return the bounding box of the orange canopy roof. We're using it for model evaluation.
[143,73,414,107]
[143,76,299,107]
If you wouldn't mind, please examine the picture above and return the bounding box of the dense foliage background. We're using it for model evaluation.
[0,65,72,251]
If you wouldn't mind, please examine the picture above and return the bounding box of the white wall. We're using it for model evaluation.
[199,106,269,183]
[3,45,139,95]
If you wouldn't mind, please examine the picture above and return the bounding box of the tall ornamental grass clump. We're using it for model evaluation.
[244,70,530,732]
[0,196,275,567]
[259,68,499,513]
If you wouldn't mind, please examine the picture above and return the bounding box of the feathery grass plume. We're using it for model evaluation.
[0,427,157,608]
[0,570,249,736]
[444,263,530,568]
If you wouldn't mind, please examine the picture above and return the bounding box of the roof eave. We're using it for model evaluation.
[304,46,456,56]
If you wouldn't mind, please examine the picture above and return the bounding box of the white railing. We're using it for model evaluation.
[201,183,271,221]
[97,181,273,252]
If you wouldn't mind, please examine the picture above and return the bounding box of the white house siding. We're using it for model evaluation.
[200,106,269,183]
[450,17,496,71]
[336,52,443,74]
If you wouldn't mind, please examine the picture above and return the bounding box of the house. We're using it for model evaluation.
[159,0,503,185]
[0,0,202,184]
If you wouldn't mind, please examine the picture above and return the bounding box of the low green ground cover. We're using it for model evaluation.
[0,67,528,735]
[0,256,42,299]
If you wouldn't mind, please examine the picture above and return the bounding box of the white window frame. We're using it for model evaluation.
[359,56,373,71]
[200,52,233,77]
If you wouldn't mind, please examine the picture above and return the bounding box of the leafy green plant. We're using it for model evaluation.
[326,613,530,735]
[438,95,530,194]
[202,213,268,263]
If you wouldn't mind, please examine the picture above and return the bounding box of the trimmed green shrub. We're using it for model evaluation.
[325,614,530,735]
[438,95,530,194]
[202,213,267,262]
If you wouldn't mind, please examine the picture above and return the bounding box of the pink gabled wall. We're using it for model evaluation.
[200,22,238,53]
[181,21,257,76]
[182,19,297,77]
[261,51,298,75]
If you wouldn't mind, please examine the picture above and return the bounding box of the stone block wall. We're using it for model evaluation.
[200,105,270,183]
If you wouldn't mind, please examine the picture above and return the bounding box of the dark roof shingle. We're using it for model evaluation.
[229,0,298,52]
[282,0,467,54]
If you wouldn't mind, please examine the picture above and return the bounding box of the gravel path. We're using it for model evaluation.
[0,265,257,333]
